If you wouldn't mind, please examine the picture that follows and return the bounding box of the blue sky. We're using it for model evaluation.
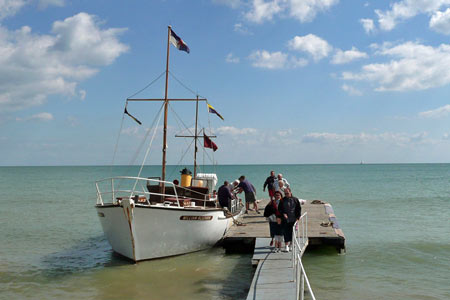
[0,0,449,165]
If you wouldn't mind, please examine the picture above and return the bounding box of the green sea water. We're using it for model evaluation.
[0,164,449,299]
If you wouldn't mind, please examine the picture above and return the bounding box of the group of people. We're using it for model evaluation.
[217,171,301,253]
[263,171,301,252]
[217,175,258,214]
[263,171,290,200]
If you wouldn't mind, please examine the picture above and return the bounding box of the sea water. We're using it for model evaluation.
[0,164,449,299]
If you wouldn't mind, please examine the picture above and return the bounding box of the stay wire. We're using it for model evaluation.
[127,71,166,99]
[127,102,165,167]
[167,138,195,179]
[168,103,195,136]
[131,102,165,195]
[110,111,126,177]
[169,71,206,98]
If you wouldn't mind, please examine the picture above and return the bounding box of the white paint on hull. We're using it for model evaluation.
[96,204,234,261]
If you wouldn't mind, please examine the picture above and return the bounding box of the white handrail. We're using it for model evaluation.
[292,212,316,300]
[95,176,215,207]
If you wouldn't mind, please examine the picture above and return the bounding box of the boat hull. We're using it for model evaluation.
[96,204,234,261]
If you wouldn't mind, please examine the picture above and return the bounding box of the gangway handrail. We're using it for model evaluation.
[292,212,316,300]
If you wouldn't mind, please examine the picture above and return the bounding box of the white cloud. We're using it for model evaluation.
[342,41,450,91]
[0,0,66,20]
[0,0,26,20]
[277,129,292,136]
[78,89,86,100]
[332,47,368,64]
[245,0,284,23]
[302,131,429,145]
[248,50,307,69]
[16,112,54,122]
[288,0,339,23]
[341,84,363,96]
[217,126,258,135]
[234,23,252,35]
[429,8,450,34]
[419,104,450,118]
[244,0,339,23]
[287,34,332,61]
[0,12,128,112]
[290,56,308,67]
[121,126,141,137]
[360,18,375,34]
[374,0,450,31]
[249,50,287,69]
[226,52,240,63]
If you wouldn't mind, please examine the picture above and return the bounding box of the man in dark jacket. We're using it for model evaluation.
[278,188,301,252]
[218,181,234,209]
[263,170,277,200]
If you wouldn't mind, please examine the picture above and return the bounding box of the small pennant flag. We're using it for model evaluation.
[207,103,224,120]
[169,28,190,53]
[124,107,142,125]
[204,133,218,152]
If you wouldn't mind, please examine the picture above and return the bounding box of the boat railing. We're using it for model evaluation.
[292,212,316,300]
[95,176,215,208]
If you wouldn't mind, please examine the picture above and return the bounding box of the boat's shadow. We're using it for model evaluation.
[40,235,129,278]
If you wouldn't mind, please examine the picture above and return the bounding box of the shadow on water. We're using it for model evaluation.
[41,235,130,278]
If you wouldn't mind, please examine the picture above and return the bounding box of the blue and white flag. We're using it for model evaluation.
[169,29,190,53]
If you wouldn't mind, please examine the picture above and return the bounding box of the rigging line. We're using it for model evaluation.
[116,102,164,193]
[168,103,195,156]
[168,71,204,97]
[200,140,214,165]
[206,103,217,175]
[110,112,126,177]
[127,103,165,167]
[131,102,165,196]
[167,138,195,179]
[168,102,195,136]
[126,71,166,99]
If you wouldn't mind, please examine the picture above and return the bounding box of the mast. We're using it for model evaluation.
[162,25,171,184]
[193,95,199,177]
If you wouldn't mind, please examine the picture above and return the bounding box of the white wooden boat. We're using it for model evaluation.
[95,26,242,262]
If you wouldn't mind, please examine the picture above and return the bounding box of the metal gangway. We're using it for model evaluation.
[246,212,316,300]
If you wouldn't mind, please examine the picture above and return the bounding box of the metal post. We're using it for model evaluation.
[111,178,115,203]
[300,271,305,300]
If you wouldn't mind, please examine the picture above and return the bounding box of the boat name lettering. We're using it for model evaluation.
[180,216,213,221]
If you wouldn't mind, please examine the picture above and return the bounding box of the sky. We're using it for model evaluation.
[0,0,449,166]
